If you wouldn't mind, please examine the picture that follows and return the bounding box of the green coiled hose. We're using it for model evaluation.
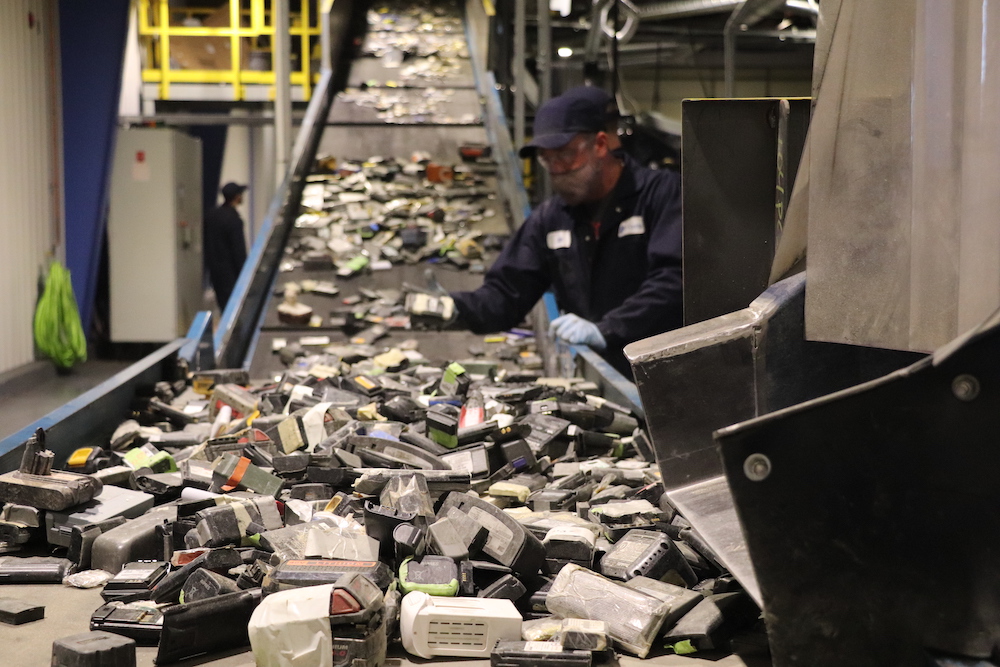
[33,261,87,369]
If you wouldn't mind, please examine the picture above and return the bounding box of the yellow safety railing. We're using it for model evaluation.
[137,0,321,101]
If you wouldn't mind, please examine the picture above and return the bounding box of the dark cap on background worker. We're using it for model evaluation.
[221,182,247,203]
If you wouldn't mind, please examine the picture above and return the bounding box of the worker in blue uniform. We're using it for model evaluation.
[449,87,682,376]
[204,182,249,310]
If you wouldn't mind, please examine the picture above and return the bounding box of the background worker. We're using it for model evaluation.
[204,182,248,311]
[449,86,683,376]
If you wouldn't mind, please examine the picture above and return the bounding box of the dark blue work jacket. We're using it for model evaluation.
[452,155,682,375]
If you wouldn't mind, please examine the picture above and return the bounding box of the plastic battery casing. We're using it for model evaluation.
[599,529,697,586]
[491,641,592,667]
[264,559,394,594]
[101,561,168,602]
[399,591,523,658]
[0,469,102,512]
[89,602,164,644]
[91,506,177,575]
[440,444,490,476]
[46,486,154,547]
[623,576,703,630]
[0,556,74,583]
[180,568,239,603]
[155,588,262,664]
[428,517,469,561]
[399,556,459,596]
[0,599,44,625]
[52,630,136,667]
[478,573,526,601]
[437,492,545,577]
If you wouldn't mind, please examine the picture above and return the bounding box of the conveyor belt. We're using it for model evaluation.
[246,0,510,381]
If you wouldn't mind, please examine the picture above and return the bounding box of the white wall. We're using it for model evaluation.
[0,0,63,375]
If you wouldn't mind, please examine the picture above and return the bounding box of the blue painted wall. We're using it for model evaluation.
[59,0,130,335]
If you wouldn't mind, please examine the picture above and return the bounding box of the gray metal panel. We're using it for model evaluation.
[805,1,1000,353]
[716,309,1000,666]
[625,272,921,603]
[681,98,810,326]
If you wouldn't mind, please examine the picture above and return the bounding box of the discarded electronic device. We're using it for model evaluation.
[249,574,387,667]
[400,591,523,658]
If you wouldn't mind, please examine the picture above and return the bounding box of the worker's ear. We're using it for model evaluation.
[593,132,610,157]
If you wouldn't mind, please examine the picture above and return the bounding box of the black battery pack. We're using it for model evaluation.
[0,598,44,624]
[264,559,394,593]
[68,516,128,569]
[478,573,526,601]
[393,523,426,567]
[661,592,760,653]
[438,492,545,577]
[90,601,164,644]
[180,567,240,603]
[151,547,242,604]
[155,588,262,664]
[52,630,136,667]
[427,517,469,561]
[491,641,592,667]
[347,436,450,470]
[364,501,417,564]
[101,561,168,602]
[600,529,697,586]
[501,439,537,471]
[0,556,73,583]
[520,414,571,457]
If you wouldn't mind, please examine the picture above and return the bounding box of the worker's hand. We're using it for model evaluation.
[550,314,606,351]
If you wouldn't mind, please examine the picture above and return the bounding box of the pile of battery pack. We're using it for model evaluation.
[1,337,763,665]
[272,152,501,330]
[12,1,766,665]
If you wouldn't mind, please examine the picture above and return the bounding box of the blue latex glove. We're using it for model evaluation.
[550,313,607,351]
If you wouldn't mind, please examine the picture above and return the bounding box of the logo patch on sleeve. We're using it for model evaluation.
[546,230,572,249]
[618,216,645,237]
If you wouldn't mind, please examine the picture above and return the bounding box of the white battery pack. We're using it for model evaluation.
[400,591,522,659]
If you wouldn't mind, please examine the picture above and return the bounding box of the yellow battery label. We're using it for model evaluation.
[67,448,93,467]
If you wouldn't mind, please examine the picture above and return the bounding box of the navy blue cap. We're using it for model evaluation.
[519,87,615,158]
[221,182,247,201]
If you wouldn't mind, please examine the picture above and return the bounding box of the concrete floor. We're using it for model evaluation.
[1,583,769,666]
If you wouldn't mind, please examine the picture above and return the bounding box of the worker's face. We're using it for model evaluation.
[539,133,606,205]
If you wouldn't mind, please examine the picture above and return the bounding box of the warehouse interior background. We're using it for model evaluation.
[0,0,817,439]
[9,1,1000,666]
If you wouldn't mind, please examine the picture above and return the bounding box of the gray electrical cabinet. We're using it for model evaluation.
[108,127,203,342]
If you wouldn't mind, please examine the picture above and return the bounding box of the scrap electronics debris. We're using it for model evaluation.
[0,335,764,665]
[9,2,770,667]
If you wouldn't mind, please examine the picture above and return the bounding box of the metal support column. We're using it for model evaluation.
[274,0,292,186]
[514,0,526,148]
[537,0,552,197]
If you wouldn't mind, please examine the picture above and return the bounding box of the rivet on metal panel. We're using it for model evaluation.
[744,453,772,481]
[951,374,980,402]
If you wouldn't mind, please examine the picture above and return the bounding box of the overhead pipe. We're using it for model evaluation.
[273,0,292,187]
[724,0,788,97]
[638,0,816,21]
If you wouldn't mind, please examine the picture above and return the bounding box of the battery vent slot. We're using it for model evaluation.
[426,620,488,649]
